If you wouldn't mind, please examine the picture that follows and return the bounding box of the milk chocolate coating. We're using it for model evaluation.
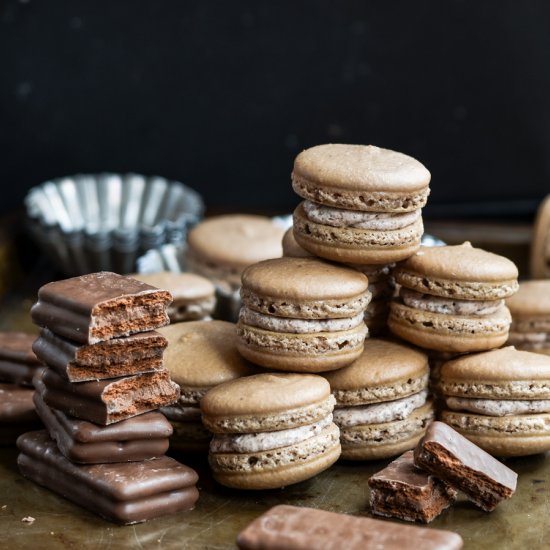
[34,386,171,463]
[368,450,457,523]
[33,328,167,382]
[236,505,463,550]
[0,332,42,386]
[31,272,172,344]
[39,367,180,425]
[17,431,199,524]
[414,421,517,511]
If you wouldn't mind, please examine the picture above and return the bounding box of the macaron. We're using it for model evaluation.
[439,347,550,456]
[236,257,370,372]
[132,272,216,323]
[323,338,433,460]
[291,144,430,264]
[531,194,550,278]
[389,242,518,352]
[506,280,550,355]
[186,215,286,293]
[282,227,314,258]
[201,373,340,489]
[158,321,256,451]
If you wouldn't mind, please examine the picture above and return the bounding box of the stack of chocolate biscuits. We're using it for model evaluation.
[17,271,199,524]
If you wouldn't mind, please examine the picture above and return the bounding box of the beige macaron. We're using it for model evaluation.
[201,373,340,489]
[531,194,550,279]
[186,215,286,293]
[389,242,518,352]
[237,257,370,372]
[506,280,550,355]
[158,321,256,451]
[132,272,216,323]
[291,144,430,264]
[323,338,432,460]
[439,346,550,456]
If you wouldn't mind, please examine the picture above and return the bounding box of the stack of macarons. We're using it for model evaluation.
[506,280,550,355]
[389,242,519,353]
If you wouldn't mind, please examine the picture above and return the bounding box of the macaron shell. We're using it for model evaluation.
[531,194,550,279]
[236,323,367,372]
[506,280,550,317]
[132,272,215,301]
[292,144,430,200]
[293,204,423,265]
[339,401,434,460]
[282,227,314,258]
[210,426,341,489]
[388,302,512,353]
[158,321,254,387]
[441,410,550,457]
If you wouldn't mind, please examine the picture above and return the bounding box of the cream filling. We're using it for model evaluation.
[333,389,428,428]
[209,414,333,453]
[239,307,366,334]
[446,396,550,417]
[303,200,421,230]
[400,288,504,316]
[508,331,549,344]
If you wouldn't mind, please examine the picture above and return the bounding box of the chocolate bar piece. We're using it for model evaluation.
[33,327,167,382]
[31,272,172,344]
[39,367,179,425]
[33,387,172,463]
[368,450,457,523]
[0,332,42,386]
[236,505,463,550]
[414,421,517,512]
[0,383,41,444]
[17,430,199,524]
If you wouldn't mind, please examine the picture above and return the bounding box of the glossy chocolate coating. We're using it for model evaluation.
[237,505,463,550]
[33,327,167,382]
[0,383,39,424]
[0,332,42,386]
[31,272,171,344]
[17,431,199,524]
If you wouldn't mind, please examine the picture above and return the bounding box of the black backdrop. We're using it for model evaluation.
[2,0,550,218]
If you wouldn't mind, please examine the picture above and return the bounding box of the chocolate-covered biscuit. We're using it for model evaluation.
[34,386,172,463]
[17,431,199,524]
[414,421,517,511]
[368,450,457,523]
[0,332,42,386]
[236,505,463,550]
[31,272,172,344]
[0,383,41,444]
[39,367,179,425]
[33,328,167,382]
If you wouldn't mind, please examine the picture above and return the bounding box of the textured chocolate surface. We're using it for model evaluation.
[31,272,172,344]
[0,383,39,424]
[414,421,517,511]
[34,386,171,463]
[33,328,167,382]
[0,332,42,386]
[17,431,199,524]
[368,450,457,523]
[237,504,463,550]
[39,367,179,425]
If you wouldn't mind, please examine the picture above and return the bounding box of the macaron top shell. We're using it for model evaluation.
[323,338,428,391]
[241,258,369,303]
[292,144,431,193]
[201,373,331,417]
[132,271,215,300]
[506,280,550,317]
[158,321,254,387]
[394,242,519,299]
[187,214,285,268]
[282,227,313,258]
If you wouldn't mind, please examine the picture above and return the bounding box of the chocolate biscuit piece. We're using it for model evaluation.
[0,383,41,444]
[31,272,172,344]
[17,430,199,524]
[414,421,517,511]
[39,367,180,425]
[237,505,463,550]
[0,332,42,386]
[368,450,457,523]
[34,387,171,463]
[33,328,167,382]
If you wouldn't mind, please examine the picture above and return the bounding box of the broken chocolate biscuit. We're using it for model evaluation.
[31,271,172,344]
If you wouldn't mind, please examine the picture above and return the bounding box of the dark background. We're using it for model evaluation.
[1,0,550,219]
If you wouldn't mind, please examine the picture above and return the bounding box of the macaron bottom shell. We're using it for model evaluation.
[338,401,434,460]
[441,410,550,457]
[208,424,341,490]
